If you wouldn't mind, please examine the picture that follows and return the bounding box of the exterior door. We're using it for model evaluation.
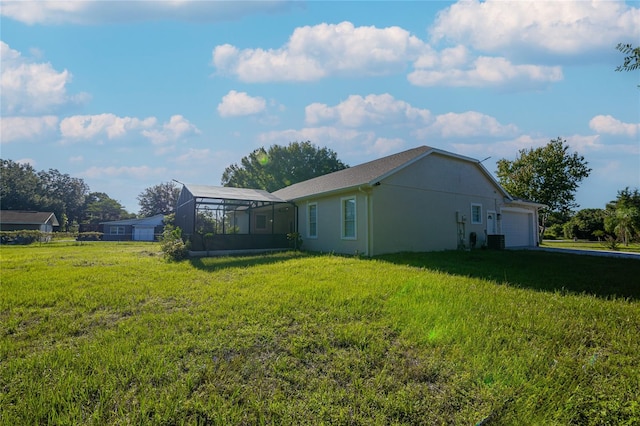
[486,211,497,235]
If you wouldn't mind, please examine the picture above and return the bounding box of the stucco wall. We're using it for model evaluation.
[298,193,368,255]
[370,153,508,254]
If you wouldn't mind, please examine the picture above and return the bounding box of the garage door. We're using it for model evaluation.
[133,226,155,241]
[501,211,532,247]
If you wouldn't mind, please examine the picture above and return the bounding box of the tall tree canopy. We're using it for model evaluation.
[83,192,132,224]
[137,182,180,216]
[221,141,348,192]
[496,138,591,235]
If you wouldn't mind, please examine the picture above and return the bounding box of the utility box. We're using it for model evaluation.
[487,234,505,250]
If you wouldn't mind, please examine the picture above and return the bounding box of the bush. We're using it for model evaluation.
[76,232,103,241]
[0,230,48,245]
[544,223,564,240]
[160,226,189,261]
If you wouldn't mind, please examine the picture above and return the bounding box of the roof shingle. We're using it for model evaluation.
[273,146,432,201]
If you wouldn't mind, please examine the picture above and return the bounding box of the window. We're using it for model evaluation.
[308,203,318,238]
[341,197,357,239]
[110,226,125,235]
[255,214,267,230]
[471,204,482,224]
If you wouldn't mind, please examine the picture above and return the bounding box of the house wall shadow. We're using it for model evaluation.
[188,251,309,272]
[374,250,640,301]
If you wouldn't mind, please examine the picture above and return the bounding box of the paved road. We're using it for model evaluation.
[523,246,640,260]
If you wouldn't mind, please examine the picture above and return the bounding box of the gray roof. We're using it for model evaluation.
[100,214,165,226]
[273,146,433,201]
[184,184,287,203]
[0,210,59,226]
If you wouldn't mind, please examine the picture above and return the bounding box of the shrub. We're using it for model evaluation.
[160,226,189,261]
[76,232,103,241]
[287,232,303,250]
[0,230,48,245]
[602,235,620,251]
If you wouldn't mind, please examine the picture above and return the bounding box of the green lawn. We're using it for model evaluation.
[1,243,639,425]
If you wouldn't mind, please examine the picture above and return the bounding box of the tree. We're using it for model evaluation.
[616,43,640,72]
[496,138,591,238]
[137,182,180,216]
[38,168,89,228]
[604,188,640,245]
[0,159,42,211]
[562,208,606,240]
[83,192,132,224]
[221,141,348,192]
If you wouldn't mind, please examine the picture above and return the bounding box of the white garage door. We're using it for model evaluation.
[133,226,155,241]
[502,211,532,247]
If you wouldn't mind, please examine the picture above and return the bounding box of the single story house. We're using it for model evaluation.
[0,210,59,232]
[272,146,543,255]
[175,146,543,256]
[100,214,165,241]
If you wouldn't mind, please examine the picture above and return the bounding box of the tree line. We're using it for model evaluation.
[0,159,180,231]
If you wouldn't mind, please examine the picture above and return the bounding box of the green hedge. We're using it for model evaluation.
[0,231,104,244]
[0,230,52,245]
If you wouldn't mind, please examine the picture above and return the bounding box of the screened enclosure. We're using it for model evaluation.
[175,184,296,252]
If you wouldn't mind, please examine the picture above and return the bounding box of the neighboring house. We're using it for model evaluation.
[272,146,543,255]
[100,214,165,241]
[175,146,543,256]
[0,211,59,232]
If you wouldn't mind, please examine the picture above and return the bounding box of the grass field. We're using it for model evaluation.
[1,243,639,425]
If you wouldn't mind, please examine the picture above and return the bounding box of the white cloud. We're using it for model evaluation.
[213,21,426,82]
[60,113,156,141]
[0,41,88,114]
[589,115,639,138]
[0,1,294,25]
[430,0,640,58]
[305,93,431,128]
[141,115,200,145]
[172,148,213,165]
[80,165,167,179]
[409,55,563,88]
[217,90,267,117]
[0,115,59,143]
[16,158,36,167]
[417,111,519,139]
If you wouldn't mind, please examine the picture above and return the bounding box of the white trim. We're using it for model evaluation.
[341,196,357,240]
[307,202,318,239]
[471,203,482,224]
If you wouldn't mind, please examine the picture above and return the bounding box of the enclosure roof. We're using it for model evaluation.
[272,146,433,201]
[0,210,59,226]
[184,184,287,203]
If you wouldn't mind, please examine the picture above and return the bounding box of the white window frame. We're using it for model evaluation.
[471,203,482,225]
[307,202,318,238]
[341,196,357,240]
[110,225,125,235]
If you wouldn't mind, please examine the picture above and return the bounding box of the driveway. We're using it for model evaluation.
[523,246,640,260]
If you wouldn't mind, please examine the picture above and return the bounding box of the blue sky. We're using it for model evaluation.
[1,0,639,213]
